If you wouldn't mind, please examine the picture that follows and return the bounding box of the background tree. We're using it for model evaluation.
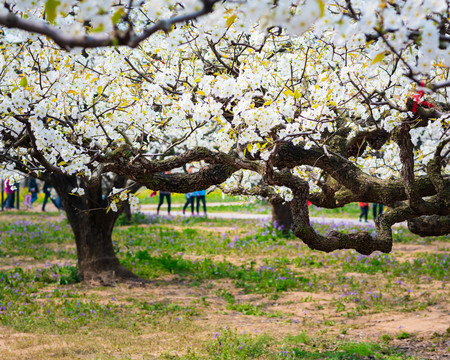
[1,0,449,281]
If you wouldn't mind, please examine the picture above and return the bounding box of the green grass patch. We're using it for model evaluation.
[168,327,420,359]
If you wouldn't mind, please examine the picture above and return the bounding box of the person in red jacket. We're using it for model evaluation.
[358,202,369,222]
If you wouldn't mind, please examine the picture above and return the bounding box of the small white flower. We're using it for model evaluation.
[70,187,85,196]
[110,201,118,212]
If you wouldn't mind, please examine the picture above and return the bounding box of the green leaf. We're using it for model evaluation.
[112,8,125,25]
[19,77,28,88]
[91,24,105,33]
[45,0,61,24]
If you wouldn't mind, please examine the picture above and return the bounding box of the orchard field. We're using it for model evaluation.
[0,211,448,360]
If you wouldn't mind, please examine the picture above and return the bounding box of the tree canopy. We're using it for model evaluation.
[1,0,449,258]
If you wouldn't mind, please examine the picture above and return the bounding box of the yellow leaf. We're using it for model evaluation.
[283,88,295,97]
[263,100,272,106]
[196,90,205,96]
[19,77,28,88]
[226,14,237,27]
[294,89,301,99]
[317,0,325,17]
[67,90,77,95]
[97,86,103,95]
[371,52,386,65]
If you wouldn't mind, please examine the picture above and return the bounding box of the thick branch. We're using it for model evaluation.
[267,170,393,255]
[407,215,450,237]
[0,0,218,49]
[273,142,449,205]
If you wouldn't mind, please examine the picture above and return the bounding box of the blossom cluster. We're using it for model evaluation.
[0,0,448,203]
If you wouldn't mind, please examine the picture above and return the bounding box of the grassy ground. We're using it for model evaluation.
[0,212,448,359]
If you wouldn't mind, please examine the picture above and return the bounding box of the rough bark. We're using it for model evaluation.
[407,215,450,237]
[47,173,140,284]
[273,142,448,204]
[266,170,395,255]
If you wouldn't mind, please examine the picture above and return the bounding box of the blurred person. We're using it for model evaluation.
[195,189,207,216]
[156,191,171,215]
[183,192,195,215]
[42,182,59,211]
[372,203,384,221]
[156,171,171,215]
[3,178,15,209]
[182,166,195,215]
[28,177,39,205]
[358,202,369,223]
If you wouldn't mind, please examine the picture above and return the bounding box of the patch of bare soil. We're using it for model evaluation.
[391,336,450,360]
[352,309,449,337]
[393,242,450,261]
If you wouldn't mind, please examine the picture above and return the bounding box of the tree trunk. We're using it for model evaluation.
[49,174,139,284]
[65,204,135,283]
[271,199,293,234]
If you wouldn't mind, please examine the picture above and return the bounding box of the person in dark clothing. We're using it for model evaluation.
[195,189,207,216]
[182,166,196,216]
[358,202,369,222]
[156,191,171,215]
[372,203,384,220]
[183,192,195,215]
[42,182,59,211]
[28,178,39,205]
